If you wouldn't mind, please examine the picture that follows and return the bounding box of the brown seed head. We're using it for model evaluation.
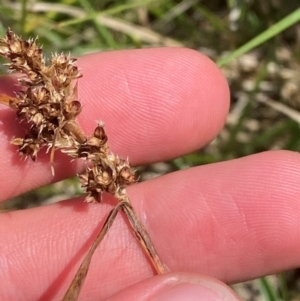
[0,29,136,202]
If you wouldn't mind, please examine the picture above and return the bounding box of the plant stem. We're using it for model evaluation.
[62,198,167,301]
[62,201,126,301]
[121,198,168,275]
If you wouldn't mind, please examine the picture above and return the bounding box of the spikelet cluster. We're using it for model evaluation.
[0,28,136,202]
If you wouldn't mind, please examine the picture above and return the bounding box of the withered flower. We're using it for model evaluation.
[0,29,82,158]
[77,122,136,202]
[0,28,136,202]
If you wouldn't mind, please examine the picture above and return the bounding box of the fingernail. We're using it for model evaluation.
[151,281,239,301]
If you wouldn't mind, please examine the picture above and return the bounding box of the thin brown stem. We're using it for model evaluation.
[121,199,168,275]
[62,201,126,301]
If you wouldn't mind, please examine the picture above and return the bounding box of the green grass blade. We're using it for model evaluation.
[260,277,281,301]
[278,273,289,301]
[217,7,300,67]
[20,0,28,34]
[58,0,159,29]
[78,0,118,49]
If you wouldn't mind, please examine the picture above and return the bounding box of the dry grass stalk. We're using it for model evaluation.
[0,29,167,300]
[62,201,126,301]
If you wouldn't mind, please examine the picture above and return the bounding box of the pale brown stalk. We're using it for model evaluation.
[62,199,167,301]
[121,199,168,275]
[62,201,126,301]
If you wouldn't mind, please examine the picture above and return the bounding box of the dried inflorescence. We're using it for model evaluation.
[68,122,136,202]
[0,28,136,202]
[0,30,166,300]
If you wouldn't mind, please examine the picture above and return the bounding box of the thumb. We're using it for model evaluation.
[105,272,242,301]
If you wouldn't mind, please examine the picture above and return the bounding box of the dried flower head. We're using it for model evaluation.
[0,28,136,202]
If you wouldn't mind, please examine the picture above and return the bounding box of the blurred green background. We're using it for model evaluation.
[0,0,300,300]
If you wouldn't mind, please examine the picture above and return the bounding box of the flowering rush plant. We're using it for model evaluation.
[0,28,166,300]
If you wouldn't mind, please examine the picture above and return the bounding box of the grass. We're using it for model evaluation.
[0,0,300,300]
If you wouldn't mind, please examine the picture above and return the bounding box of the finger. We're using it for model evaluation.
[105,272,241,301]
[77,48,229,164]
[0,48,229,200]
[137,150,300,283]
[1,150,300,300]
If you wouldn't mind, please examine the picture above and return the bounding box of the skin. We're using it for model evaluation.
[0,48,300,301]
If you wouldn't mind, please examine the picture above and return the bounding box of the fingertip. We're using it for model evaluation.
[105,272,241,301]
[132,150,300,283]
[77,48,230,163]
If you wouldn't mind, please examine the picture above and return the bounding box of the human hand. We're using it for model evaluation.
[1,48,300,301]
